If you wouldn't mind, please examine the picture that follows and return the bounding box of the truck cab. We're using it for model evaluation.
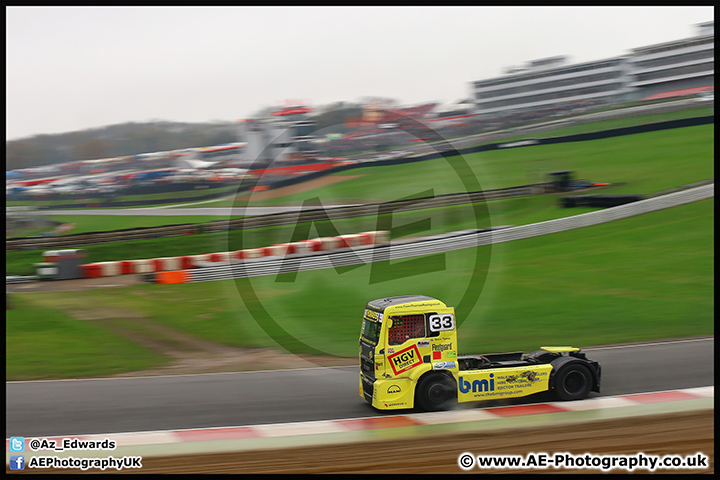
[359,295,601,411]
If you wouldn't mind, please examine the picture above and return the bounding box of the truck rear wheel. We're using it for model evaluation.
[416,373,456,411]
[554,363,592,401]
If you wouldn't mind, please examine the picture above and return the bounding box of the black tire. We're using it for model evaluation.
[554,363,592,401]
[415,373,457,411]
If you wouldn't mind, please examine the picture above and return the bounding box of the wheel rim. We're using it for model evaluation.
[563,371,587,395]
[427,383,448,404]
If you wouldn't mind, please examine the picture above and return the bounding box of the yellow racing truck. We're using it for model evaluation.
[359,295,601,411]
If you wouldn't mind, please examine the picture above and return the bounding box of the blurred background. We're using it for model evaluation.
[6,8,714,374]
[5,7,714,474]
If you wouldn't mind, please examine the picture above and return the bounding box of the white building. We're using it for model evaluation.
[473,55,633,115]
[470,21,713,116]
[627,21,714,100]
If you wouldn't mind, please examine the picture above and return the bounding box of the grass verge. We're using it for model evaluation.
[6,198,713,379]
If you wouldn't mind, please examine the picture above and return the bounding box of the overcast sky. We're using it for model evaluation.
[5,6,714,141]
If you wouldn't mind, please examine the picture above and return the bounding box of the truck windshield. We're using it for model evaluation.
[388,314,427,345]
[361,318,381,344]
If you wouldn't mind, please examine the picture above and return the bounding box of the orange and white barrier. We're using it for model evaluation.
[262,244,288,257]
[238,248,262,259]
[81,264,102,278]
[290,241,313,255]
[209,252,232,263]
[338,234,363,248]
[275,241,312,256]
[80,262,118,277]
[189,254,211,267]
[77,230,390,279]
[96,261,121,277]
[150,257,182,272]
[133,259,155,274]
[178,256,194,269]
[358,230,390,245]
[308,237,340,252]
[120,260,135,275]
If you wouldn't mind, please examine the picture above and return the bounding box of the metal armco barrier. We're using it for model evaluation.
[5,184,543,252]
[180,184,713,284]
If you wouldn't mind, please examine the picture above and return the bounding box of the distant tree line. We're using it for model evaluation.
[5,121,240,171]
[5,106,369,171]
[5,100,435,171]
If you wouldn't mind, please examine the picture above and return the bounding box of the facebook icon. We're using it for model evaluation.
[10,455,25,470]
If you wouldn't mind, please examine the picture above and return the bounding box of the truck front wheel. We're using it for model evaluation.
[416,373,456,411]
[554,364,592,401]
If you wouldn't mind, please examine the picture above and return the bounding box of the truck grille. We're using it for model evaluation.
[360,340,375,380]
[360,356,374,378]
[361,375,374,403]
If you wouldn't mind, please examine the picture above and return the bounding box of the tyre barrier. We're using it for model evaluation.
[80,263,102,279]
[120,261,136,275]
[275,241,312,256]
[236,248,263,260]
[74,231,390,281]
[209,252,232,263]
[133,259,155,274]
[262,244,289,257]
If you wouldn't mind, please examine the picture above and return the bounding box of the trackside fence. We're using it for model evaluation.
[5,183,548,252]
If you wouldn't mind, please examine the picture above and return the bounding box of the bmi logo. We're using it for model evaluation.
[459,374,495,394]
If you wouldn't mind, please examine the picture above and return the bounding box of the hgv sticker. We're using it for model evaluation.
[387,345,422,375]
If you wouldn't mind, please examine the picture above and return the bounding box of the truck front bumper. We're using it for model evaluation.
[361,375,415,410]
